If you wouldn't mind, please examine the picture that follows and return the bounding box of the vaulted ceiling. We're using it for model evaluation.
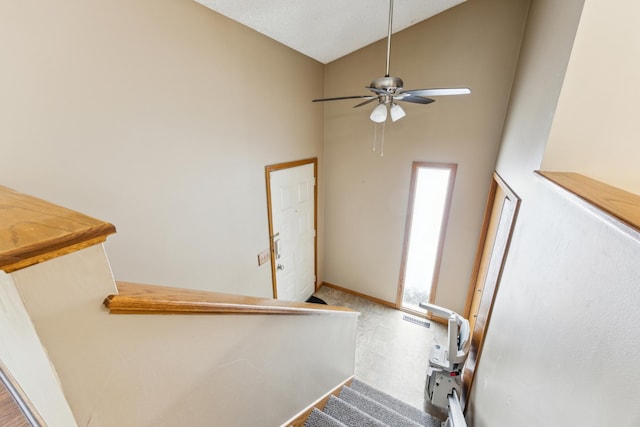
[194,0,466,64]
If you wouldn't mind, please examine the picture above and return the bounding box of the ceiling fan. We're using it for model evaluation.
[312,0,470,123]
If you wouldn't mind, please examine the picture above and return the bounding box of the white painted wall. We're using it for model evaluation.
[11,245,357,426]
[322,0,530,312]
[470,181,640,426]
[471,0,640,425]
[0,0,324,298]
[542,0,640,195]
[0,272,77,427]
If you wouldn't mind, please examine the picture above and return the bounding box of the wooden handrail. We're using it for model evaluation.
[104,282,359,316]
[0,186,116,273]
[536,171,640,232]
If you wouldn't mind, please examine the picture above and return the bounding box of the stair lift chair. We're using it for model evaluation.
[420,302,470,427]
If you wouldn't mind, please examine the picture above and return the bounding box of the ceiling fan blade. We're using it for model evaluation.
[353,97,379,108]
[398,96,435,104]
[312,95,373,102]
[401,88,471,97]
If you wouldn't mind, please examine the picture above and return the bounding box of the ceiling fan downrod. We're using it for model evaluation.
[385,0,394,78]
[372,0,403,98]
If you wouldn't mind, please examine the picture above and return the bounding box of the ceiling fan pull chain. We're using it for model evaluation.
[380,122,386,157]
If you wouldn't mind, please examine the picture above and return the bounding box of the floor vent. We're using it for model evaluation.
[402,314,430,328]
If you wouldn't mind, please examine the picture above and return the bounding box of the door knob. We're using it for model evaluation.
[277,264,285,271]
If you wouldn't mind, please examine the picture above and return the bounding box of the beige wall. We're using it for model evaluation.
[542,0,640,195]
[495,0,585,193]
[472,0,640,425]
[0,0,324,297]
[321,0,529,312]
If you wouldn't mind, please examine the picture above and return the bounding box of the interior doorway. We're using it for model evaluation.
[462,172,520,404]
[265,158,317,301]
[397,162,457,313]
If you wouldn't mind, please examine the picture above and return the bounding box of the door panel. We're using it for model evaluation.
[266,160,316,301]
[467,185,506,335]
[462,172,520,405]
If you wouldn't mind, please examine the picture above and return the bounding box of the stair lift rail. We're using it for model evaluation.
[444,389,467,427]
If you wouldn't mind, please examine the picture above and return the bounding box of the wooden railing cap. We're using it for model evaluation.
[536,171,640,232]
[0,185,116,272]
[105,282,359,316]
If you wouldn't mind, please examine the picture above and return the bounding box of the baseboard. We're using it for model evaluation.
[320,282,397,309]
[281,376,354,427]
[320,282,449,325]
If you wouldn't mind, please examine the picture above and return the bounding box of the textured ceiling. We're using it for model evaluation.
[194,0,466,64]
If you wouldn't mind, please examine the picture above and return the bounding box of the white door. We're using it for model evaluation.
[267,161,316,301]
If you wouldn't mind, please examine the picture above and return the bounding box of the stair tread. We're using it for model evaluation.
[304,408,348,427]
[304,378,443,427]
[339,386,423,427]
[323,395,388,427]
[349,379,440,427]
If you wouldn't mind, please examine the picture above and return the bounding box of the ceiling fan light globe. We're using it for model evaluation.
[390,103,406,121]
[370,103,388,123]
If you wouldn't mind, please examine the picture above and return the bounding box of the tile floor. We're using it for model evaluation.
[313,286,447,410]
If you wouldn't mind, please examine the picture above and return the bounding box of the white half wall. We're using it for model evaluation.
[11,245,357,426]
[468,178,640,426]
[0,272,77,427]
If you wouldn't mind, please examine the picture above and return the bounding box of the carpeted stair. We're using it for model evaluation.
[304,379,441,427]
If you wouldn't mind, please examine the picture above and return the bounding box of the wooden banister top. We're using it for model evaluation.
[536,171,640,231]
[104,282,359,316]
[0,185,116,273]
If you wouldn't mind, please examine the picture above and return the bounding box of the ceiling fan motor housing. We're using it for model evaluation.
[370,76,404,93]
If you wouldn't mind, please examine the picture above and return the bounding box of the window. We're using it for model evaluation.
[398,162,456,313]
